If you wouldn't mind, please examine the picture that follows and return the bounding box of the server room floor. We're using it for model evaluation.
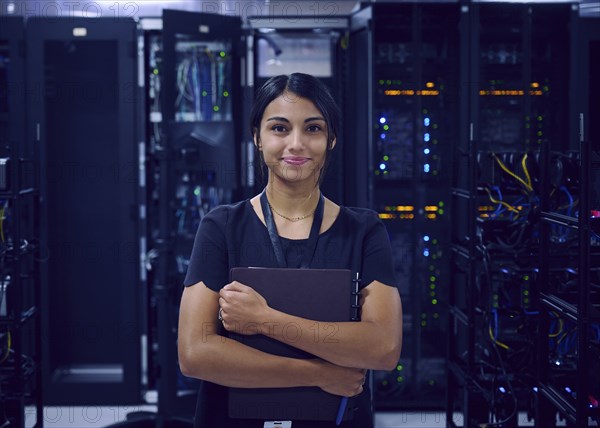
[25,407,450,428]
[25,407,562,428]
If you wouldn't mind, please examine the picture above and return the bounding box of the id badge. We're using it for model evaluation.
[263,422,292,428]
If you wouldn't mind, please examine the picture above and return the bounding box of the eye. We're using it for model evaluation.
[271,124,288,133]
[306,124,323,133]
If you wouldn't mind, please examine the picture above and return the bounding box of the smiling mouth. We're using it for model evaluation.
[282,157,310,166]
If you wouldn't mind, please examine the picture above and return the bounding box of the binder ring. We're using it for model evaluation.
[218,307,223,321]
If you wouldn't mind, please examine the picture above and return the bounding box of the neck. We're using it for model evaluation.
[265,180,320,219]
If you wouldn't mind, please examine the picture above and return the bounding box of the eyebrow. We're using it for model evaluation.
[265,116,326,123]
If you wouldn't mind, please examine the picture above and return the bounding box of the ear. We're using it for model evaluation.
[253,129,261,150]
[329,137,337,151]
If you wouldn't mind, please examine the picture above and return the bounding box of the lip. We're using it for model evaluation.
[282,157,310,166]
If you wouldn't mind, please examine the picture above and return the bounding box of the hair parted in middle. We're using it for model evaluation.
[250,73,341,185]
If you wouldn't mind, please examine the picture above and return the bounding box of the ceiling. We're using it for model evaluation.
[2,0,598,18]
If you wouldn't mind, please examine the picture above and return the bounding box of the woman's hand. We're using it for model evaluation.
[312,360,366,397]
[219,281,270,335]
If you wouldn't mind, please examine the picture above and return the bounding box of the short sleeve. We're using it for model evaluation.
[183,206,229,291]
[360,217,398,290]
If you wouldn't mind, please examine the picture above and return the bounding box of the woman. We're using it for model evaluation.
[178,73,403,427]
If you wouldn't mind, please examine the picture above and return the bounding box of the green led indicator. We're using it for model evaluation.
[430,276,436,282]
[202,90,208,97]
[523,275,529,281]
[430,284,436,290]
[397,376,404,383]
[379,80,384,85]
[421,320,427,327]
[523,290,529,296]
[432,299,438,305]
[213,106,220,112]
[383,125,389,131]
[537,131,543,137]
[220,51,226,57]
[194,187,201,196]
[438,201,444,207]
[537,116,543,121]
[153,68,159,75]
[383,170,389,175]
[397,364,403,371]
[430,291,436,297]
[386,80,392,85]
[438,209,444,215]
[383,155,389,161]
[223,91,229,97]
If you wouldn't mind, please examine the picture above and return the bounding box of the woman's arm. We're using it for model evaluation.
[219,280,403,371]
[178,280,366,396]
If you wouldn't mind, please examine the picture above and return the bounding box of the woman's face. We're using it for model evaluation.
[255,91,334,186]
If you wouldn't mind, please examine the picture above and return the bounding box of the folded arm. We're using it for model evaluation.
[219,280,403,371]
[178,281,365,396]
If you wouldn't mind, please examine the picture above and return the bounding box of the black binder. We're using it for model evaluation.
[227,267,360,421]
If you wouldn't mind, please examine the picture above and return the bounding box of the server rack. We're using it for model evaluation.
[138,10,244,422]
[536,17,600,428]
[27,17,141,405]
[447,3,577,427]
[350,2,459,409]
[0,16,43,428]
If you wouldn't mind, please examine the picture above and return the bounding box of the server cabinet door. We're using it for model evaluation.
[27,17,141,405]
[148,9,243,417]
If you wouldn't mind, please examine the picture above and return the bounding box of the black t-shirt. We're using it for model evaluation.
[184,199,398,428]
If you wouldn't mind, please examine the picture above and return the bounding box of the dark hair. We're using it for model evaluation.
[250,73,341,185]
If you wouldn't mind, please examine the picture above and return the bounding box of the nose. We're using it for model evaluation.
[288,129,305,151]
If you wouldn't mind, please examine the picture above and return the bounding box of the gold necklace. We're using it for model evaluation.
[268,202,315,222]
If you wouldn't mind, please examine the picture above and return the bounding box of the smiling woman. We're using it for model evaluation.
[178,73,403,428]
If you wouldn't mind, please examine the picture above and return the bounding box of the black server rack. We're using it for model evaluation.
[447,3,579,427]
[0,16,43,428]
[27,17,141,405]
[349,2,459,409]
[139,10,243,420]
[536,17,600,428]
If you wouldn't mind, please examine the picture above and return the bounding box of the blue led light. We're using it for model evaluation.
[380,133,386,139]
[423,249,430,257]
[379,117,386,124]
[424,133,431,142]
[424,164,430,173]
[424,148,430,154]
[499,387,506,394]
[379,163,386,170]
[424,118,430,126]
[424,235,430,242]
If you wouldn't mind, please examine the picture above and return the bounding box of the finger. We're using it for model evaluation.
[218,297,226,308]
[223,281,250,292]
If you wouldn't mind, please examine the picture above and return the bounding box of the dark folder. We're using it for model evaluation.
[227,267,359,421]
